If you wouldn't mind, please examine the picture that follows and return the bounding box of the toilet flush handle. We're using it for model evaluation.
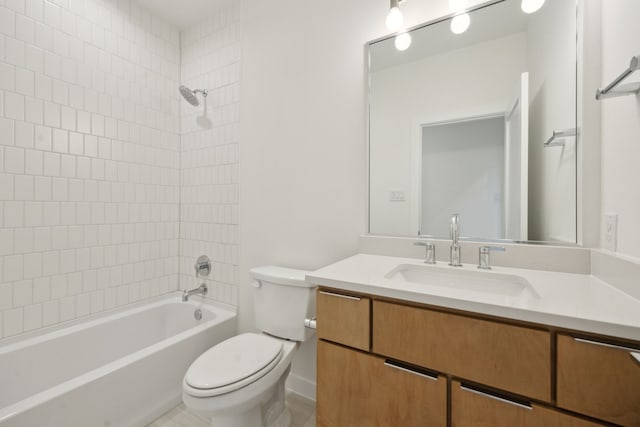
[250,280,262,288]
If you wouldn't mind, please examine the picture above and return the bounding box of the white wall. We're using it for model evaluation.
[238,0,488,400]
[369,33,527,236]
[600,0,640,259]
[179,1,241,306]
[526,0,577,243]
[0,0,181,338]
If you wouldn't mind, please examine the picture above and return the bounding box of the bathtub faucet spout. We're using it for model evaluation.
[182,284,208,302]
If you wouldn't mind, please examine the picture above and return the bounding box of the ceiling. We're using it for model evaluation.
[135,0,227,29]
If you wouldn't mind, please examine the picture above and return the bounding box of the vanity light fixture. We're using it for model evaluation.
[450,13,471,34]
[521,0,545,14]
[386,0,404,32]
[448,0,470,35]
[394,30,412,51]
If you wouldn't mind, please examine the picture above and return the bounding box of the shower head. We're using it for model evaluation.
[179,85,208,107]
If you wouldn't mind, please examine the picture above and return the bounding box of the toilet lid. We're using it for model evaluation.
[185,333,283,392]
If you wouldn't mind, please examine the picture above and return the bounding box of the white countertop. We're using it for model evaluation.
[307,254,640,342]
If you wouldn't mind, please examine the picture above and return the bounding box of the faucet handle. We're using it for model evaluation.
[194,255,211,278]
[478,246,506,270]
[414,241,436,264]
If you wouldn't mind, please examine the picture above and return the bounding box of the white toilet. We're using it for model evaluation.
[182,266,315,427]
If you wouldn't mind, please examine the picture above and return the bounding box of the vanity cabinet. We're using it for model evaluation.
[557,334,640,426]
[317,340,447,427]
[373,300,551,402]
[314,288,633,427]
[451,381,601,427]
[316,290,370,351]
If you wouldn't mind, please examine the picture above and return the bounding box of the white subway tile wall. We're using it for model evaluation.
[0,0,182,338]
[179,2,241,307]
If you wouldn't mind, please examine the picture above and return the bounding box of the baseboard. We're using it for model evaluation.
[286,373,316,401]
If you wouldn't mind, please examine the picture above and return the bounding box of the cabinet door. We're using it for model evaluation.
[557,334,640,426]
[317,289,370,351]
[373,300,552,401]
[451,381,604,427]
[317,340,446,427]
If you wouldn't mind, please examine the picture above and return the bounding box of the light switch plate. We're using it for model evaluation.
[389,190,406,202]
[603,213,618,252]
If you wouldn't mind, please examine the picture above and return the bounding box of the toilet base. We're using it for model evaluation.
[204,367,291,427]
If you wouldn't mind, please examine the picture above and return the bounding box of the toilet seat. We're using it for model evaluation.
[184,333,284,398]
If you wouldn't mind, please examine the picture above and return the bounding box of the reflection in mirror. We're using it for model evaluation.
[368,0,577,244]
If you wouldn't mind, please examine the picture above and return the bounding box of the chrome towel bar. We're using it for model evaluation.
[544,128,577,147]
[596,54,640,100]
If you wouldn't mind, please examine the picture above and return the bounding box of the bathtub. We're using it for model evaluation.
[0,294,237,427]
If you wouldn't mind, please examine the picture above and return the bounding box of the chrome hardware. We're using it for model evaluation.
[414,241,436,264]
[478,246,506,270]
[304,317,317,329]
[449,214,462,267]
[596,55,640,100]
[574,337,640,353]
[460,385,532,410]
[194,255,211,278]
[194,309,203,320]
[319,291,361,301]
[182,283,208,302]
[544,128,577,147]
[383,360,438,381]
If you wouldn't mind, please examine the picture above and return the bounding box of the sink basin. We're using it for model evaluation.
[385,264,539,300]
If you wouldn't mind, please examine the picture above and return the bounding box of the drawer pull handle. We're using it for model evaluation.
[574,337,640,353]
[319,291,361,301]
[460,385,532,410]
[383,361,438,381]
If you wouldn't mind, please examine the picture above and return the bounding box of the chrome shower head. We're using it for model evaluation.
[179,85,208,107]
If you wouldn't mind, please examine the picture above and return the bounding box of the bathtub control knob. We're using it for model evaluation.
[194,255,211,277]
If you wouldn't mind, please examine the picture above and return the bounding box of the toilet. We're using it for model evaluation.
[182,266,315,427]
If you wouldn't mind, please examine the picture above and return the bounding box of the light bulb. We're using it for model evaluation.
[448,0,468,12]
[394,31,412,51]
[521,0,545,14]
[386,6,404,32]
[450,13,470,34]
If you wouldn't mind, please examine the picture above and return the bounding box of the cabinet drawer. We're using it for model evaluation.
[373,301,551,401]
[557,334,640,426]
[452,381,604,426]
[317,289,370,351]
[318,340,447,427]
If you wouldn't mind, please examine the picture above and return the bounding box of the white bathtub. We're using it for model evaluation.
[0,294,237,427]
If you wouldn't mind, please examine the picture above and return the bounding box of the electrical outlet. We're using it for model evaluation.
[603,213,618,252]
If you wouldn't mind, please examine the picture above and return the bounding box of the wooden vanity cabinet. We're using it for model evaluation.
[316,289,370,351]
[557,334,640,426]
[373,300,551,402]
[317,340,447,427]
[451,381,603,427]
[315,287,637,426]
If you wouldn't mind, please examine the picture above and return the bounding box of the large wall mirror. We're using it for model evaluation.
[368,0,578,244]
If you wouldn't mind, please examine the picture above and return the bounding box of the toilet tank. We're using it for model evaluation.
[250,266,316,342]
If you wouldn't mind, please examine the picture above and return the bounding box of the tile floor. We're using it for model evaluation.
[147,393,316,427]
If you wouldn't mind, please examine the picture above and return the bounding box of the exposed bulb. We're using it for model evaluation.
[450,13,470,34]
[448,0,468,12]
[386,7,404,32]
[394,31,412,51]
[521,0,545,14]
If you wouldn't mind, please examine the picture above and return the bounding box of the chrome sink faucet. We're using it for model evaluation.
[449,214,462,267]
